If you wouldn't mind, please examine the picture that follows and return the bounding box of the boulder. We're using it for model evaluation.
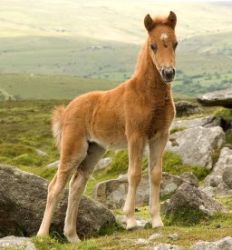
[204,147,232,195]
[167,126,224,169]
[222,167,232,189]
[197,89,232,108]
[175,101,201,117]
[152,243,182,250]
[165,183,225,224]
[0,165,115,239]
[171,116,221,131]
[94,157,112,171]
[0,236,36,250]
[190,236,232,250]
[93,172,198,209]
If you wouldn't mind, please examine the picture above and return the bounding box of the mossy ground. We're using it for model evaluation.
[0,100,231,249]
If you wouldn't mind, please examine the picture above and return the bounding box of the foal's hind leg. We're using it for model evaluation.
[37,131,88,237]
[64,143,105,243]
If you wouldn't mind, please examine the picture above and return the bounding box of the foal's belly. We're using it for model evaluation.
[89,134,128,150]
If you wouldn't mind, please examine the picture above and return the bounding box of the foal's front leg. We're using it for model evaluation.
[149,132,169,228]
[123,134,145,229]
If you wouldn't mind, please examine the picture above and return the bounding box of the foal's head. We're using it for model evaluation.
[144,11,178,83]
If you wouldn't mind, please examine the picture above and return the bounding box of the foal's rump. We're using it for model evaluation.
[52,87,127,151]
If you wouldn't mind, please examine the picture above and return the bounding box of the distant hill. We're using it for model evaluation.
[0,0,231,99]
[1,0,232,42]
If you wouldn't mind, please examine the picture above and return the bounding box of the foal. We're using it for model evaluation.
[38,11,178,242]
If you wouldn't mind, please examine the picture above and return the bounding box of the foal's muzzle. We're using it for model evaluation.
[161,67,175,83]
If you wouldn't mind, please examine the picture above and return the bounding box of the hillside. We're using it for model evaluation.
[0,0,231,98]
[0,31,231,99]
[1,0,232,42]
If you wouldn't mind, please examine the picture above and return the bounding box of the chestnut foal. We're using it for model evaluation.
[38,11,178,242]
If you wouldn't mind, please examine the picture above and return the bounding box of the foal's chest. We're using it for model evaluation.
[146,100,175,137]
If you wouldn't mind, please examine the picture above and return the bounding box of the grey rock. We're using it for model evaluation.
[175,101,201,117]
[0,236,36,250]
[167,126,224,169]
[171,116,221,131]
[0,165,115,239]
[179,172,199,187]
[222,167,232,189]
[197,89,232,108]
[152,243,181,250]
[93,172,188,209]
[191,236,232,250]
[168,233,179,241]
[165,183,225,223]
[94,157,112,171]
[205,147,232,195]
[135,238,149,245]
[148,233,163,241]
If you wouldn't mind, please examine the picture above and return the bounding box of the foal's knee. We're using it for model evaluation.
[128,168,141,186]
[150,167,162,186]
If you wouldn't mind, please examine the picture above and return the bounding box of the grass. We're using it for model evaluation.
[31,211,232,250]
[0,100,231,249]
[163,151,210,181]
[214,107,232,120]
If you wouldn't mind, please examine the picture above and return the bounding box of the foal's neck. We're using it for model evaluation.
[132,39,172,101]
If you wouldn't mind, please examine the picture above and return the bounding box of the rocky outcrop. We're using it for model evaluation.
[95,157,112,171]
[191,236,232,250]
[167,126,224,169]
[0,165,115,239]
[197,89,232,108]
[171,116,222,131]
[0,236,36,250]
[93,172,198,209]
[204,147,232,196]
[165,183,225,224]
[175,101,201,117]
[152,243,182,250]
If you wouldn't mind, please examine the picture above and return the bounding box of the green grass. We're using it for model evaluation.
[0,74,117,100]
[0,30,231,99]
[0,100,231,249]
[214,107,232,120]
[163,151,210,181]
[31,211,232,250]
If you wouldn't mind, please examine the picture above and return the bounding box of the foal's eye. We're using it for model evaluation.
[150,43,157,52]
[173,41,178,49]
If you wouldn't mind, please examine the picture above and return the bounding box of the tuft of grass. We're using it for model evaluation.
[214,107,232,120]
[170,127,187,134]
[165,207,208,226]
[163,151,210,181]
[225,133,232,145]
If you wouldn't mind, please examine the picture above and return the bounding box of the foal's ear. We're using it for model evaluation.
[144,14,155,32]
[167,11,177,29]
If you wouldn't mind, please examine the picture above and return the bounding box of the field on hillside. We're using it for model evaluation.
[0,31,232,99]
[0,100,232,249]
[0,1,231,98]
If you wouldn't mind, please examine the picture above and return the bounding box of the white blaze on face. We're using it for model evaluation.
[160,33,168,41]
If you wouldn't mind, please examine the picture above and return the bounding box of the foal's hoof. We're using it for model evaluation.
[66,234,81,243]
[126,217,138,230]
[152,218,164,228]
[37,231,49,237]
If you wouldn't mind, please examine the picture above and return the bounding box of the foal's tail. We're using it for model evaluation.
[52,105,65,151]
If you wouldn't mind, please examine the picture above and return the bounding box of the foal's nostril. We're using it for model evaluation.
[163,67,175,80]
